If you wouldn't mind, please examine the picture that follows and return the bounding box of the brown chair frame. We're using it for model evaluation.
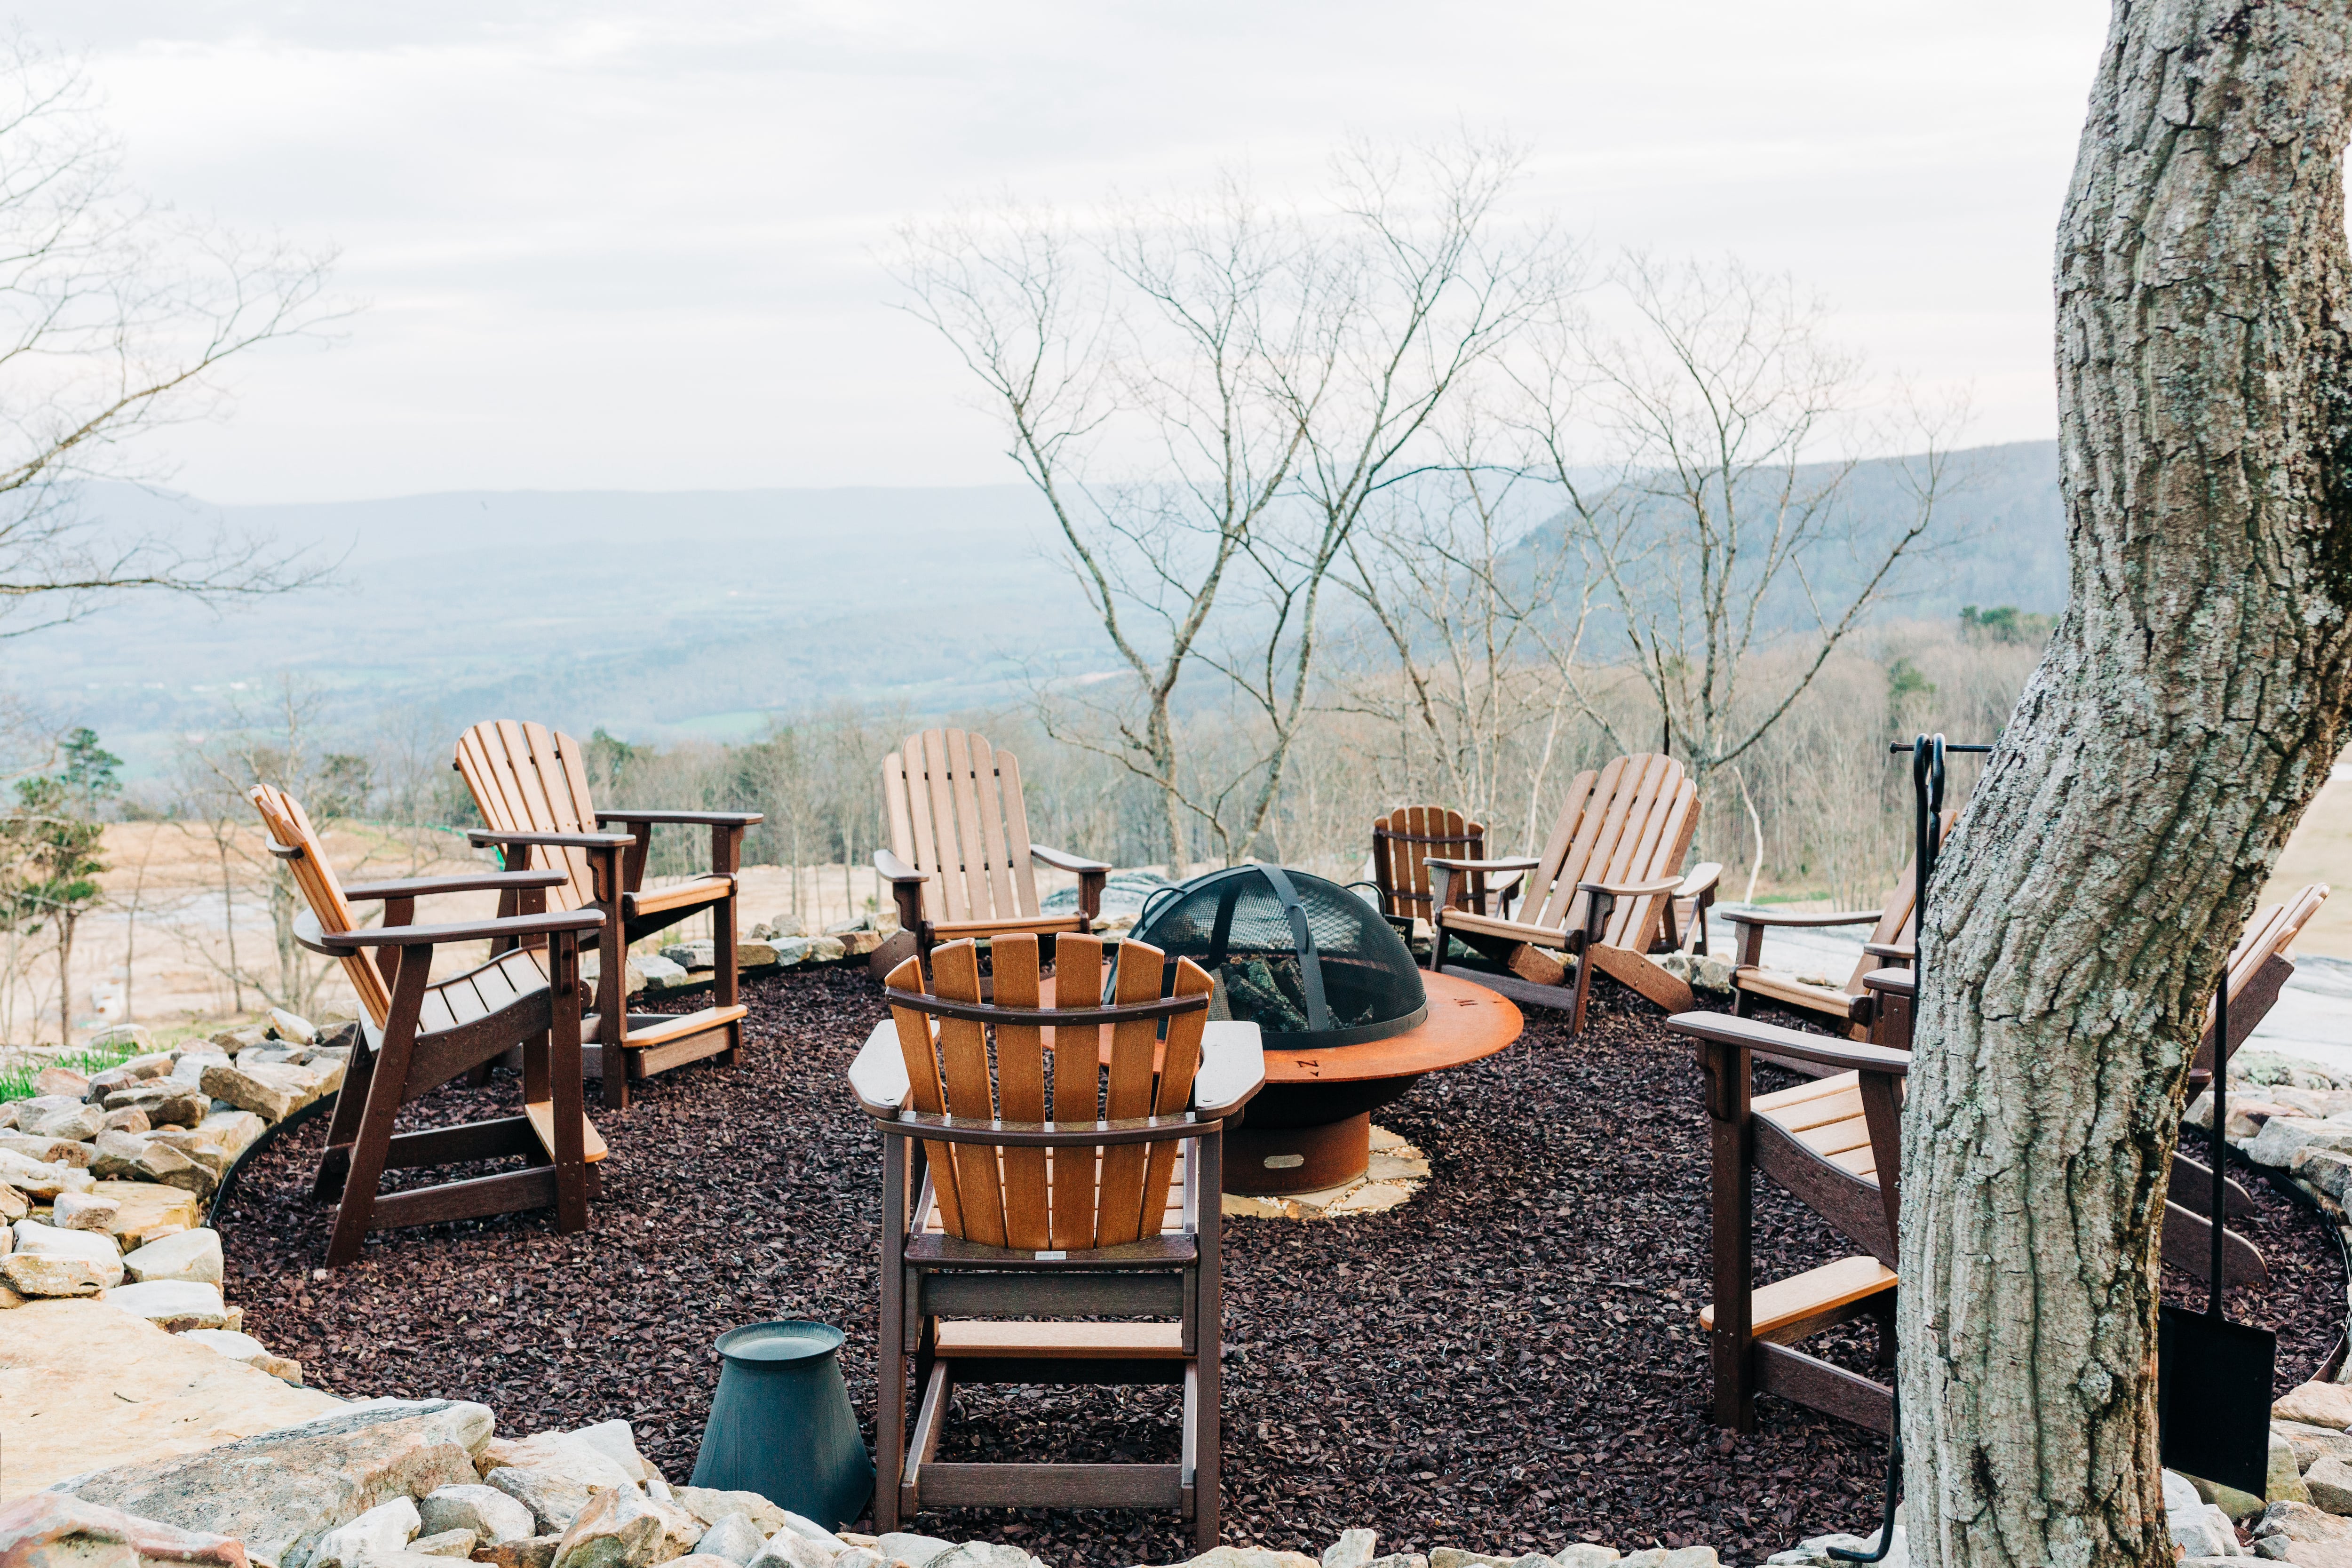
[1672,1003,1908,1433]
[850,934,1264,1548]
[456,720,763,1110]
[251,785,606,1267]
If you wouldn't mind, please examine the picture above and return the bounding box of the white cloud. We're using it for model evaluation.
[15,0,2106,501]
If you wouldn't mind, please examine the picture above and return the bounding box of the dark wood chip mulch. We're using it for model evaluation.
[213,970,2346,1568]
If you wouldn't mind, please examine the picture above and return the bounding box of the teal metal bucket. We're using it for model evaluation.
[690,1321,875,1529]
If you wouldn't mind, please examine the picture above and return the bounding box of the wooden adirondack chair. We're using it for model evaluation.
[250,785,606,1266]
[874,729,1110,969]
[1370,806,1496,929]
[850,934,1265,1547]
[1674,1003,1906,1433]
[1724,817,1955,1042]
[455,720,763,1110]
[1427,754,1722,1035]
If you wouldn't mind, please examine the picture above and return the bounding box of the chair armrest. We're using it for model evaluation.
[1192,1020,1267,1119]
[297,907,603,954]
[1429,855,1537,873]
[1863,941,1915,963]
[1722,906,1885,929]
[1579,876,1686,899]
[1031,844,1112,875]
[469,828,635,851]
[874,848,930,885]
[1678,862,1724,898]
[1861,967,1916,1000]
[1667,1011,1911,1078]
[595,809,765,827]
[849,1018,910,1115]
[340,869,567,901]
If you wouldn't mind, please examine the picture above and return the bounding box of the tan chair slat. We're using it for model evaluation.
[1572,754,1669,937]
[1754,1071,1861,1114]
[1760,1084,1865,1135]
[883,749,919,894]
[1734,968,1860,1017]
[992,936,1052,1250]
[1049,935,1106,1252]
[897,744,944,928]
[999,748,1044,920]
[930,914,1088,939]
[933,1321,1186,1359]
[523,1100,608,1163]
[621,1004,748,1049]
[1699,1256,1895,1335]
[1792,1114,1873,1159]
[1827,1146,1880,1178]
[628,876,732,917]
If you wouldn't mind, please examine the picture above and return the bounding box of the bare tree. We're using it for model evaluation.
[1903,9,2352,1568]
[0,34,338,638]
[896,138,1563,867]
[1332,412,1599,843]
[1524,255,1961,807]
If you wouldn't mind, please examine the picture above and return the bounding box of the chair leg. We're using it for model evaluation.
[1195,1130,1223,1549]
[312,1039,378,1201]
[327,951,431,1267]
[876,1136,908,1533]
[598,915,630,1113]
[548,933,589,1235]
[713,891,740,1068]
[1704,1038,1756,1431]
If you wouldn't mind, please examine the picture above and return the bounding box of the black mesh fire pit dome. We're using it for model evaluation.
[1133,863,1429,1049]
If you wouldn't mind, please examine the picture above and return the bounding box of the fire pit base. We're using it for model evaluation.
[1225,1111,1373,1194]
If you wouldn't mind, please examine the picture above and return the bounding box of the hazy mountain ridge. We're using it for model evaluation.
[11,442,2065,776]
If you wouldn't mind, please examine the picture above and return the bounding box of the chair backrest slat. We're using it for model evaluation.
[1049,935,1107,1250]
[247,785,395,1028]
[885,935,1210,1251]
[455,721,601,913]
[884,729,1048,931]
[991,936,1052,1250]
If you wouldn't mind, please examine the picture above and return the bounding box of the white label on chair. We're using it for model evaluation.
[1034,1250,1066,1260]
[1264,1154,1305,1169]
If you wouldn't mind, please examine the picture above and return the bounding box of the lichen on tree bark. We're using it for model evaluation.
[1902,5,2352,1568]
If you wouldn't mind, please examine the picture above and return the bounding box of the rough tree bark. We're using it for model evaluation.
[1902,7,2352,1568]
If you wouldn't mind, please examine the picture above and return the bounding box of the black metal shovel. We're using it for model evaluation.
[2158,971,2277,1497]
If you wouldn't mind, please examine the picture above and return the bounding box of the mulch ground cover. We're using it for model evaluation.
[215,968,2347,1568]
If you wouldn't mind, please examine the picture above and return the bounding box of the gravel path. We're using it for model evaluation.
[215,967,2345,1568]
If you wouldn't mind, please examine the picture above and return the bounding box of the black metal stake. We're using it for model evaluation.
[1832,736,1990,1567]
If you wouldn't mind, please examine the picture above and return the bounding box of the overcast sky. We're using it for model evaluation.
[19,2,2109,505]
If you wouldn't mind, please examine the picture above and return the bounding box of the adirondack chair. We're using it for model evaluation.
[1427,753,1722,1035]
[1370,806,1498,930]
[249,785,605,1266]
[874,729,1110,968]
[1672,999,1910,1433]
[1724,817,1955,1043]
[454,720,763,1110]
[850,933,1265,1547]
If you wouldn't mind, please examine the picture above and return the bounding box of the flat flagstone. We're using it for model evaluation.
[0,1297,341,1501]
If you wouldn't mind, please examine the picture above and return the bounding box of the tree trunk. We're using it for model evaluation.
[1903,9,2352,1568]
